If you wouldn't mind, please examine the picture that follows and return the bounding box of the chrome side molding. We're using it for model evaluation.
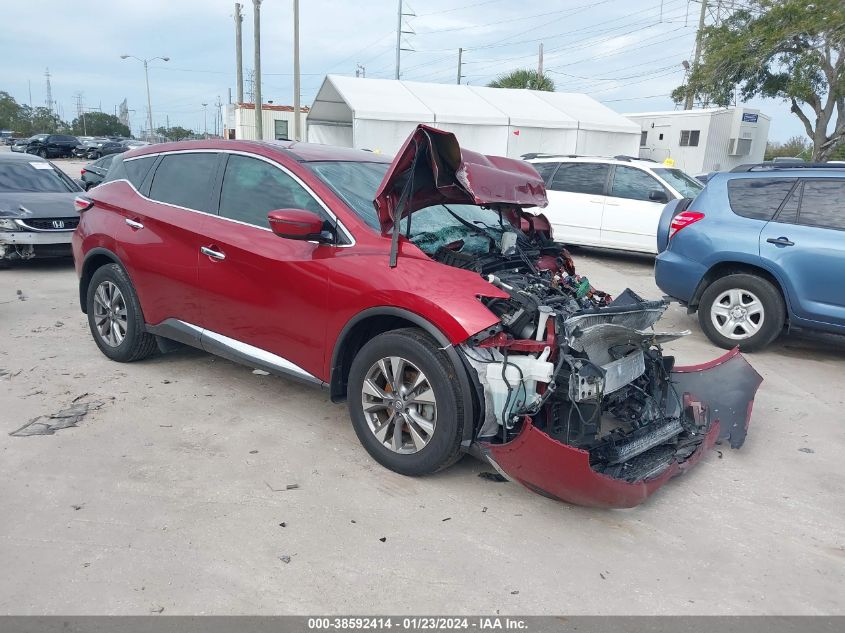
[146,318,323,386]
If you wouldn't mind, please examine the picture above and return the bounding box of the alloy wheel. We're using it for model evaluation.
[92,280,128,347]
[361,356,437,454]
[710,288,765,340]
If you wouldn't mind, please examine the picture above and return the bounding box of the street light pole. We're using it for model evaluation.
[202,103,208,138]
[121,54,170,141]
[293,0,301,141]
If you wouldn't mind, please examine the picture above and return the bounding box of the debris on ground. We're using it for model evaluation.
[71,504,84,511]
[54,321,64,328]
[482,507,488,513]
[442,517,451,522]
[478,471,508,483]
[16,289,26,301]
[279,555,291,564]
[150,606,165,614]
[279,522,287,528]
[9,398,109,437]
[510,590,519,595]
[351,520,356,524]
[252,369,270,376]
[0,369,22,379]
[600,572,606,580]
[799,447,815,454]
[264,482,300,492]
[249,450,258,454]
[379,537,387,543]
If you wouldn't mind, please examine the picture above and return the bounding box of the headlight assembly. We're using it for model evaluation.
[0,218,19,231]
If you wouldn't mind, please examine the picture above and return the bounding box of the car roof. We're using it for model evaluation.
[717,165,845,181]
[123,139,394,163]
[526,155,662,169]
[0,152,47,164]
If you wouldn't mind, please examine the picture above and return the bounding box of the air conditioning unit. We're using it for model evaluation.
[728,137,752,156]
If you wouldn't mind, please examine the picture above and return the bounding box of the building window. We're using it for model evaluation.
[679,130,700,147]
[274,119,289,141]
[640,131,648,147]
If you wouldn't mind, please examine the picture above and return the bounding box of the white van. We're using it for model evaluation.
[526,155,704,254]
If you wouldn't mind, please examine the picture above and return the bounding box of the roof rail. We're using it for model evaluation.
[613,154,654,162]
[520,152,571,160]
[731,162,845,172]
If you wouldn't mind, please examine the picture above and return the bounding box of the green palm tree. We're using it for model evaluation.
[487,69,555,91]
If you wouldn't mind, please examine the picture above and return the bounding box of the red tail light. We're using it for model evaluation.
[669,211,705,239]
[80,169,85,176]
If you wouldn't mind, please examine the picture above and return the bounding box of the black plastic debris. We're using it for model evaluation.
[9,399,108,437]
[798,447,815,454]
[379,537,387,543]
[478,471,508,483]
[279,555,291,564]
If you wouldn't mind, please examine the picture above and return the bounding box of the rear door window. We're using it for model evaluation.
[549,163,609,195]
[217,154,325,227]
[797,180,845,230]
[609,166,665,201]
[727,178,797,221]
[148,153,218,210]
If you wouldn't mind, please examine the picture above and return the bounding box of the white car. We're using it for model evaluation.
[526,155,704,254]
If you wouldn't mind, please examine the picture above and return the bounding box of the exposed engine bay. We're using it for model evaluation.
[413,212,760,507]
[375,123,761,508]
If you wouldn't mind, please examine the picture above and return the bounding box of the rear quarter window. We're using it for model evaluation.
[727,178,797,221]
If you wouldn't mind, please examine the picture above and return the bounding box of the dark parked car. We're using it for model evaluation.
[72,126,761,508]
[655,163,845,351]
[0,152,83,266]
[25,133,80,159]
[80,152,123,190]
[73,138,102,158]
[87,140,125,159]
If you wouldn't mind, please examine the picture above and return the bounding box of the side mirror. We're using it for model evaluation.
[648,189,669,203]
[268,209,332,243]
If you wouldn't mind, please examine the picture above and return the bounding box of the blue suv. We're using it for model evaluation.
[655,164,845,351]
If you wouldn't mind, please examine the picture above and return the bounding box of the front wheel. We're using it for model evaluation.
[37,148,47,158]
[86,263,157,362]
[347,328,465,476]
[698,273,785,351]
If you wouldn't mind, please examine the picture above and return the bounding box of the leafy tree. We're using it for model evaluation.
[764,135,812,161]
[0,92,35,135]
[673,0,845,161]
[487,69,555,91]
[29,107,66,134]
[71,112,129,137]
[155,125,195,141]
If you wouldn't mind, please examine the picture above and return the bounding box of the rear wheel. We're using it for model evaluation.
[347,328,465,476]
[698,273,784,351]
[86,263,157,362]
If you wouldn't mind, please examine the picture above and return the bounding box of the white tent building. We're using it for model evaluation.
[307,75,640,158]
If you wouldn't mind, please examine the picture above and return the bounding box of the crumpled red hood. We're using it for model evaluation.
[373,124,548,232]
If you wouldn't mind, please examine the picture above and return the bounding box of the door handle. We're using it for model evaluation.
[125,218,144,229]
[766,237,794,247]
[200,246,226,260]
[589,199,604,204]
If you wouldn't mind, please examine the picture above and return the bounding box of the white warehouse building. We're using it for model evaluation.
[626,107,771,175]
[307,75,641,158]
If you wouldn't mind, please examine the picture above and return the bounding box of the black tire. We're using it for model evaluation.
[698,273,785,352]
[347,327,465,476]
[37,148,47,158]
[86,263,157,362]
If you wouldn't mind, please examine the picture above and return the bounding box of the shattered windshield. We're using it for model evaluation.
[307,160,518,255]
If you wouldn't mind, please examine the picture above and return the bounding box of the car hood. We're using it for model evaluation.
[373,124,548,232]
[0,192,79,219]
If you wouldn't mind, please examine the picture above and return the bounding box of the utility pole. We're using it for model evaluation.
[685,0,708,109]
[234,2,244,103]
[253,0,263,140]
[456,48,463,84]
[28,80,32,108]
[202,102,208,138]
[215,95,223,137]
[538,43,544,82]
[395,0,402,79]
[355,63,366,78]
[293,0,301,141]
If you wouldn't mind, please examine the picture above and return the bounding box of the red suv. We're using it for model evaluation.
[73,125,761,508]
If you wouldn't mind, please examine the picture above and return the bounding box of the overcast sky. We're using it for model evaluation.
[1,0,801,140]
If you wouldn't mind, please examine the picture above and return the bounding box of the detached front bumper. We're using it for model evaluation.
[481,348,762,508]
